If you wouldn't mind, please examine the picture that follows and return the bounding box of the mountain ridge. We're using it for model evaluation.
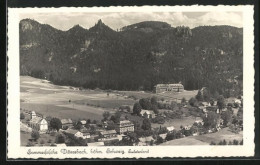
[19,19,243,97]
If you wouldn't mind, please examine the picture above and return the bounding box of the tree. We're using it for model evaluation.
[196,90,203,101]
[40,139,45,145]
[221,110,232,126]
[181,97,186,104]
[203,89,211,102]
[141,118,151,131]
[20,113,25,119]
[151,96,158,105]
[55,134,65,144]
[189,97,197,107]
[217,95,226,110]
[139,98,152,110]
[125,115,129,120]
[114,111,121,123]
[203,112,220,129]
[133,102,142,115]
[31,130,40,141]
[102,111,110,121]
[50,118,62,131]
[156,136,164,144]
[87,119,91,124]
[151,104,159,114]
[121,132,139,146]
[107,121,116,130]
[210,98,215,106]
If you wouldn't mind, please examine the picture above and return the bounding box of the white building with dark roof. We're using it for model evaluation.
[115,120,134,134]
[154,84,184,93]
[28,111,48,133]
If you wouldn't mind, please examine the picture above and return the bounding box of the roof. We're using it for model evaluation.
[155,84,183,87]
[80,120,87,125]
[63,129,78,135]
[61,118,73,124]
[56,143,67,147]
[87,142,104,146]
[100,130,117,135]
[166,126,175,131]
[159,133,167,139]
[140,110,155,115]
[30,117,44,124]
[117,120,134,126]
[139,136,154,142]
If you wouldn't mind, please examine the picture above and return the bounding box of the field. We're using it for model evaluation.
[20,76,136,120]
[20,76,197,121]
[118,90,198,101]
[160,128,243,145]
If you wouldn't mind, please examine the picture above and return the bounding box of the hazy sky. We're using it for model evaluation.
[20,12,243,31]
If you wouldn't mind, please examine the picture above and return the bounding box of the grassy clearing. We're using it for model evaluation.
[160,128,242,146]
[119,90,197,101]
[73,99,135,109]
[192,127,243,144]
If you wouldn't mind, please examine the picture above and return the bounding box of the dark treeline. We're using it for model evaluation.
[20,19,243,96]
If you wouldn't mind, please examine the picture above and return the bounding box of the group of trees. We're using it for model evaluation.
[133,96,159,115]
[210,139,243,145]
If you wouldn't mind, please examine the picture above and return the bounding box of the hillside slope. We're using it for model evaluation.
[20,19,243,97]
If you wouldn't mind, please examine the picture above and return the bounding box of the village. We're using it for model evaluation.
[20,78,244,147]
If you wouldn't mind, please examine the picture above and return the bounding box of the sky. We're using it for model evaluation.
[20,12,243,31]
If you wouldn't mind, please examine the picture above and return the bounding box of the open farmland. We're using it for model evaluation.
[118,90,197,102]
[160,128,243,145]
[20,76,135,120]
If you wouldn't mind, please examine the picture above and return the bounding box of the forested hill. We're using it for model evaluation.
[19,19,243,97]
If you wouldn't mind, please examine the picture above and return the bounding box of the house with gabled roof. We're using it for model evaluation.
[61,118,73,129]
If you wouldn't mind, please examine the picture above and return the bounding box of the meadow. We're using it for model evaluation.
[160,128,243,145]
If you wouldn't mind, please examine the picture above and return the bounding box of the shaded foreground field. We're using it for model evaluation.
[20,76,135,120]
[160,128,243,145]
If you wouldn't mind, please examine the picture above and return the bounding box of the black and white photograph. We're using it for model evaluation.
[7,6,255,158]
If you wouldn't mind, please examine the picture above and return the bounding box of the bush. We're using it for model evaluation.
[189,97,197,107]
[210,141,216,145]
[151,116,165,124]
[50,143,56,146]
[47,139,52,143]
[55,134,65,144]
[26,141,34,147]
[40,139,45,145]
[50,131,56,136]
[20,113,25,120]
[31,130,40,141]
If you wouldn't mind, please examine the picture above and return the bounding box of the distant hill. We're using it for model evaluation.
[19,19,243,97]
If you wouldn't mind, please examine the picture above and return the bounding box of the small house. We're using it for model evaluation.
[138,136,155,146]
[159,133,167,140]
[140,110,156,119]
[80,120,87,126]
[166,126,175,133]
[28,112,48,133]
[99,130,117,141]
[63,129,78,138]
[61,118,73,129]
